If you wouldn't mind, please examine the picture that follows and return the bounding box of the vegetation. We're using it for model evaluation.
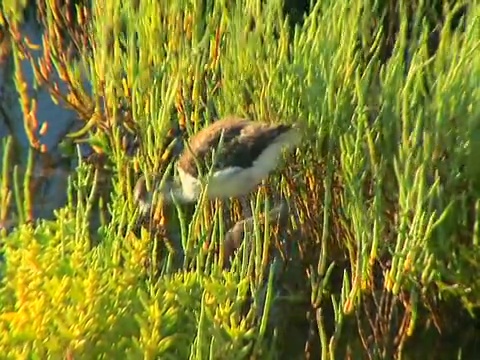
[1,0,480,358]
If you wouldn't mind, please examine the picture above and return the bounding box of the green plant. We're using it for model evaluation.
[1,0,480,359]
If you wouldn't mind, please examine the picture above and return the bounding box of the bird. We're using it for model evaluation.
[133,115,303,218]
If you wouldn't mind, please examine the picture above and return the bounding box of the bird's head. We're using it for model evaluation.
[133,173,188,216]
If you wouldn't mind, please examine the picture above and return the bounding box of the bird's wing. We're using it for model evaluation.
[178,121,292,178]
[215,123,293,170]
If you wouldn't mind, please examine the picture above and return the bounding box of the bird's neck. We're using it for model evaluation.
[138,179,192,215]
[161,180,192,204]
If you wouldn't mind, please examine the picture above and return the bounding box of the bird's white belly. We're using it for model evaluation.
[177,162,275,201]
[207,167,265,198]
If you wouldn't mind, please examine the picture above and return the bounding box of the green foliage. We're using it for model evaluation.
[0,209,259,358]
[1,0,480,358]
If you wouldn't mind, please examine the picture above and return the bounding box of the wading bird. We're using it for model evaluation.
[134,115,302,218]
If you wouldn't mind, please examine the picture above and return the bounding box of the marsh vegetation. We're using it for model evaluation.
[0,0,479,359]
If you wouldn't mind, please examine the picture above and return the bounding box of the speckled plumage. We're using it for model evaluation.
[134,115,302,213]
[177,116,295,177]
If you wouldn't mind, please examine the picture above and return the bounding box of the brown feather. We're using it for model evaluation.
[177,115,295,178]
